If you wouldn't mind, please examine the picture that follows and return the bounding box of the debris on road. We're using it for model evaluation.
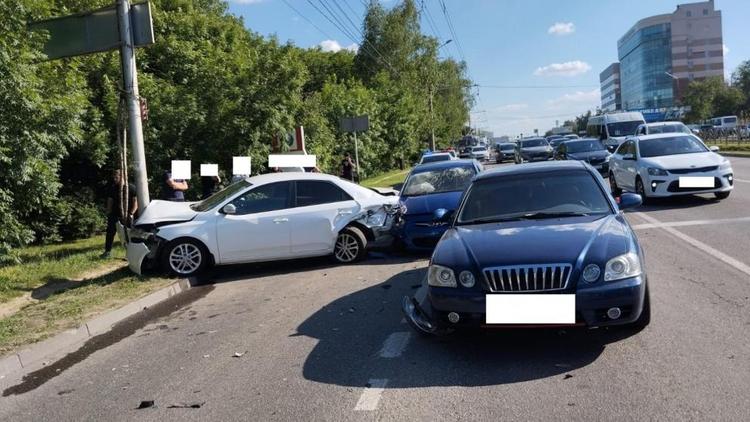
[348,307,356,313]
[232,351,247,358]
[203,354,210,358]
[167,402,205,409]
[57,389,74,396]
[563,374,574,380]
[137,400,156,409]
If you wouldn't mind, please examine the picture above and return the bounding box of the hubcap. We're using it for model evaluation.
[334,233,360,262]
[169,243,202,274]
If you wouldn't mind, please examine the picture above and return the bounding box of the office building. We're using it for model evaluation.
[600,63,621,112]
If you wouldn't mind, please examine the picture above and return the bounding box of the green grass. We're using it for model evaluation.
[0,235,173,354]
[361,168,411,188]
[714,142,750,153]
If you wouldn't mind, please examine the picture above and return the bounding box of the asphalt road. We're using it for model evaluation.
[1,158,749,421]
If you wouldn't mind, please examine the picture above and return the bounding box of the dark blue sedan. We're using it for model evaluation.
[402,161,650,334]
[392,160,482,251]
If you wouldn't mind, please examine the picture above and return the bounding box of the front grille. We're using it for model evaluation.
[668,166,718,174]
[588,157,605,165]
[483,264,573,292]
[667,177,721,192]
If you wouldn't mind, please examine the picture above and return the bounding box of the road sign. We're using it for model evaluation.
[28,1,154,60]
[339,116,369,133]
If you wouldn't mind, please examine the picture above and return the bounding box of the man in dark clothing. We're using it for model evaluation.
[101,170,138,258]
[162,170,188,201]
[341,152,356,182]
[201,175,221,199]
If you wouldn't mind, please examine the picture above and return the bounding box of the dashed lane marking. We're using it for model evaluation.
[378,332,412,358]
[631,216,750,230]
[354,379,388,411]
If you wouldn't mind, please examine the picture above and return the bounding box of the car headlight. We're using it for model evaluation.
[427,264,457,287]
[365,209,387,226]
[604,252,642,282]
[719,159,732,170]
[647,167,668,176]
[582,264,601,283]
[458,271,475,288]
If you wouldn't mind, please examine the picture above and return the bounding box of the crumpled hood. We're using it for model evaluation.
[432,215,633,270]
[400,191,464,216]
[135,200,198,226]
[642,152,725,170]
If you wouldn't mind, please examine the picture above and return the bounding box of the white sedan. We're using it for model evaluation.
[125,173,398,276]
[608,133,733,202]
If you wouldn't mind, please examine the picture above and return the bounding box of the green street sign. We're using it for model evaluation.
[28,2,154,60]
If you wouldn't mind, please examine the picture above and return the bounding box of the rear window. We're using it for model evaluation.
[421,154,451,163]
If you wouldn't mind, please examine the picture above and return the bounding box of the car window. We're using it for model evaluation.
[521,139,547,147]
[566,140,606,153]
[401,166,476,196]
[421,154,451,163]
[191,180,251,212]
[230,181,291,215]
[295,181,353,207]
[607,121,642,137]
[638,136,708,158]
[614,141,630,155]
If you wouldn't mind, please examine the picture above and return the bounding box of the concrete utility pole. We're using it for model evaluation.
[117,0,150,209]
[429,88,436,151]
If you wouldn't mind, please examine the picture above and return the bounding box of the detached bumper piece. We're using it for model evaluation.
[402,296,440,335]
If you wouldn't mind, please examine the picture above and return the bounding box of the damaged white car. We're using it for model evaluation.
[124,173,398,277]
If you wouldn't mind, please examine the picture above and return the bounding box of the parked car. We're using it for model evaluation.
[458,146,473,159]
[633,122,692,136]
[609,133,733,202]
[515,137,552,163]
[126,173,399,276]
[419,152,455,164]
[467,145,489,161]
[402,161,649,334]
[554,138,611,177]
[392,160,482,251]
[494,142,516,163]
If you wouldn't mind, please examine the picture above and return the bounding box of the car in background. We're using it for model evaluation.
[710,115,738,129]
[458,146,473,159]
[441,149,458,159]
[494,142,516,163]
[392,160,482,251]
[554,138,611,177]
[515,137,553,163]
[609,133,733,202]
[419,152,455,164]
[126,173,399,277]
[402,161,649,335]
[466,145,489,161]
[633,122,692,136]
[587,112,646,152]
[564,134,580,140]
[546,135,566,149]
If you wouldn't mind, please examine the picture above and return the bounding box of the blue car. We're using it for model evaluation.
[402,161,650,334]
[392,160,482,251]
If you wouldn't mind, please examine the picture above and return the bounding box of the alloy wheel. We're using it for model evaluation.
[168,243,202,275]
[334,233,360,262]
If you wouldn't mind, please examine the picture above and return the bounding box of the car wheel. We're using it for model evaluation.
[161,238,208,277]
[635,177,650,204]
[609,172,622,196]
[334,226,367,263]
[714,191,730,200]
[631,285,651,329]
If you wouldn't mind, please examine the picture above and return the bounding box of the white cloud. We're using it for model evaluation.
[318,40,358,53]
[547,89,601,107]
[723,44,729,56]
[492,103,529,112]
[548,22,575,36]
[533,60,591,77]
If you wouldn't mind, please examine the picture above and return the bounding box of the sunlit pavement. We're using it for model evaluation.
[1,158,748,421]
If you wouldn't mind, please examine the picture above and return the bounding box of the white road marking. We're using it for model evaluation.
[354,379,388,411]
[633,212,750,277]
[733,178,750,183]
[631,216,750,230]
[378,332,411,358]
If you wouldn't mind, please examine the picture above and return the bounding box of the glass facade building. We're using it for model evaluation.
[618,20,674,110]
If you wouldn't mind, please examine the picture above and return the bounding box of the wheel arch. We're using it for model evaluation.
[160,236,216,267]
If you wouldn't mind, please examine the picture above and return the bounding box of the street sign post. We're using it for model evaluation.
[339,116,369,181]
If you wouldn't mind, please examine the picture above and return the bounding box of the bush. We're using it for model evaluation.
[57,191,105,241]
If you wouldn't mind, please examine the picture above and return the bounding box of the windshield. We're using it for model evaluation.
[421,154,451,163]
[401,166,476,196]
[567,140,606,153]
[521,139,548,148]
[457,171,611,224]
[472,147,486,152]
[649,124,690,134]
[638,136,708,158]
[607,121,642,137]
[190,180,251,212]
[500,144,515,151]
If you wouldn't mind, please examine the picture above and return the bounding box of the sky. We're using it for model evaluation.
[226,0,750,138]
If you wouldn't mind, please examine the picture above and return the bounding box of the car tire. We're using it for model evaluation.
[333,226,367,263]
[631,285,651,329]
[609,172,622,196]
[635,177,650,204]
[714,191,730,200]
[161,238,208,278]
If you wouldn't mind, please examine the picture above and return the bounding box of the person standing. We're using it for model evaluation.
[201,175,221,200]
[101,169,138,258]
[341,152,356,182]
[162,169,188,201]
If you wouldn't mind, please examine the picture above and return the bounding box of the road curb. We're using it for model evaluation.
[720,152,750,158]
[0,278,190,379]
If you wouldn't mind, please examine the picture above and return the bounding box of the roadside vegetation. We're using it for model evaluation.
[361,168,411,189]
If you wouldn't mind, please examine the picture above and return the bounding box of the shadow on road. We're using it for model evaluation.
[625,194,723,213]
[297,268,641,388]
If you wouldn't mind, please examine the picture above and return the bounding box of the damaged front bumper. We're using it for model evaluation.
[117,223,161,276]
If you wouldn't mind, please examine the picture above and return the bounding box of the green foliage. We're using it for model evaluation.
[683,77,746,122]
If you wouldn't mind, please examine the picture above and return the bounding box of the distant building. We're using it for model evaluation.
[600,63,621,112]
[608,0,723,121]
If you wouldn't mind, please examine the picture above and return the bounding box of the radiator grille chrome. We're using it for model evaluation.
[483,264,573,292]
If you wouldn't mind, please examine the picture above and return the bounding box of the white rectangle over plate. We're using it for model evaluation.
[679,176,713,188]
[268,154,316,168]
[486,294,575,324]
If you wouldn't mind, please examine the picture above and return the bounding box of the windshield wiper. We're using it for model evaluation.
[457,217,525,225]
[519,211,596,219]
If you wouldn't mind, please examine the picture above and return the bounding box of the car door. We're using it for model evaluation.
[619,141,639,190]
[289,180,359,255]
[214,181,293,263]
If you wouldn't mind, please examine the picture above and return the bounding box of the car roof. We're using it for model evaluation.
[475,161,587,181]
[424,152,452,157]
[244,171,341,185]
[634,133,694,142]
[563,137,602,144]
[644,121,684,126]
[413,159,477,172]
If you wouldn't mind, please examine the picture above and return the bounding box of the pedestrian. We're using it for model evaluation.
[162,168,189,201]
[101,169,137,259]
[341,152,356,182]
[201,175,221,199]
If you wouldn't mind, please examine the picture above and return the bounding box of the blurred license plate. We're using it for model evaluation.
[486,294,575,324]
[679,176,713,188]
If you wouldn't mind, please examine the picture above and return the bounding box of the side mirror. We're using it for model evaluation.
[618,193,642,210]
[710,145,720,152]
[622,153,636,161]
[222,203,237,215]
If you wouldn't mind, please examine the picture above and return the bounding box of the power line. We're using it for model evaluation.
[281,0,336,40]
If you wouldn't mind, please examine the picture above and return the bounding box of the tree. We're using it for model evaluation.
[683,77,745,122]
